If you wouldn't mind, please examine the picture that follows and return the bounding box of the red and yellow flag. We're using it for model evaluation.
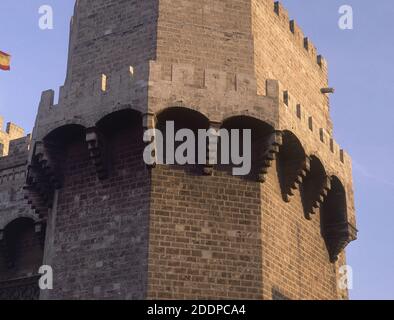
[0,51,11,71]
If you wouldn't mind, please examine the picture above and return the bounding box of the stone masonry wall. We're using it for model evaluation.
[23,0,356,300]
[65,0,159,85]
[0,117,25,156]
[0,136,35,231]
[45,119,151,299]
[156,0,255,84]
[148,166,263,299]
[252,0,333,133]
[261,160,338,299]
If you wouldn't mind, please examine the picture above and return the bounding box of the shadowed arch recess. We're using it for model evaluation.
[321,176,357,262]
[276,130,307,202]
[220,115,275,180]
[0,217,45,282]
[300,155,328,220]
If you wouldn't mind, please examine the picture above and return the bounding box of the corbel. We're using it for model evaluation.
[86,127,109,180]
[142,112,158,169]
[203,121,221,176]
[258,131,283,183]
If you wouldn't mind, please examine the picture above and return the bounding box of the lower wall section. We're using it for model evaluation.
[47,124,151,299]
[148,166,263,299]
[148,163,341,300]
[262,159,339,300]
[40,128,342,299]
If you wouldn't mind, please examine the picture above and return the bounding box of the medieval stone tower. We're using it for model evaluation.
[0,0,357,300]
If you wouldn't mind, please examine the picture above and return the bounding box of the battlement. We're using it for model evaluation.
[38,63,149,111]
[36,59,347,172]
[150,62,258,94]
[267,1,327,71]
[34,60,277,142]
[45,61,258,104]
[0,117,25,157]
[0,135,30,171]
[277,85,351,170]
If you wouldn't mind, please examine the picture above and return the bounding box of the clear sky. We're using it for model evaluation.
[0,0,393,300]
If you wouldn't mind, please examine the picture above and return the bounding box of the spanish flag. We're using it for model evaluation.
[0,51,11,71]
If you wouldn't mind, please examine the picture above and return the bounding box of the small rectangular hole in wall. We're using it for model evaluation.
[290,20,295,33]
[317,55,324,68]
[101,74,107,92]
[296,104,302,119]
[274,2,280,15]
[320,128,325,143]
[330,139,334,153]
[340,150,345,163]
[308,117,313,131]
[283,91,289,106]
[304,37,309,50]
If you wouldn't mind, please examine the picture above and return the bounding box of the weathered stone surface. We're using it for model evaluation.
[0,0,356,300]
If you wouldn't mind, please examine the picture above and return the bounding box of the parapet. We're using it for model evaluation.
[265,0,328,71]
[0,135,30,171]
[275,82,352,175]
[0,118,25,157]
[34,60,277,141]
[149,62,258,95]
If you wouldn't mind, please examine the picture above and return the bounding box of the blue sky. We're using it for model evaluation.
[0,1,393,299]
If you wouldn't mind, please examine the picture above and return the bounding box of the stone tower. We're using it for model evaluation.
[0,0,357,300]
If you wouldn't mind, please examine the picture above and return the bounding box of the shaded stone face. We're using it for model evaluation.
[65,0,159,84]
[0,0,356,300]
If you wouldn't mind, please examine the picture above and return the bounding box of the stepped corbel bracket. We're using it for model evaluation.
[142,113,158,169]
[34,221,47,249]
[324,222,358,263]
[305,176,332,220]
[33,141,63,189]
[283,156,311,203]
[257,131,283,183]
[24,166,53,220]
[86,127,109,180]
[25,139,62,220]
[203,121,221,176]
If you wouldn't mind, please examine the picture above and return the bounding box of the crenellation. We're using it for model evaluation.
[8,135,30,155]
[277,85,350,172]
[289,19,305,45]
[317,55,328,71]
[269,1,322,70]
[274,1,289,23]
[0,118,26,157]
[0,0,356,300]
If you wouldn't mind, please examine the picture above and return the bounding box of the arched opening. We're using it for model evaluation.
[96,109,144,177]
[0,218,45,300]
[276,130,306,201]
[300,156,327,219]
[96,109,142,135]
[156,107,210,173]
[44,109,150,298]
[40,124,88,186]
[321,176,356,262]
[44,124,87,146]
[220,115,274,180]
[26,124,88,218]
